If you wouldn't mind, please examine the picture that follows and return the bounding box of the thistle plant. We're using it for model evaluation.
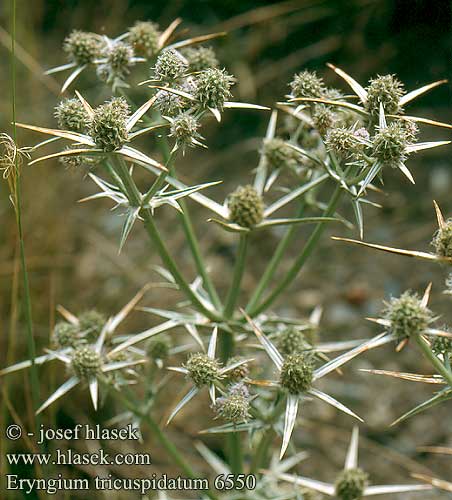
[3,13,452,500]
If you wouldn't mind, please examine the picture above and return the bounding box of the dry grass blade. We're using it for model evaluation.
[411,473,452,492]
[169,32,227,50]
[331,236,452,263]
[159,18,183,48]
[326,63,368,103]
[359,369,445,384]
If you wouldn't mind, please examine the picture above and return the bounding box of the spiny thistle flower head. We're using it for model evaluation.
[194,68,235,110]
[78,310,106,338]
[54,98,90,133]
[213,393,250,423]
[53,322,84,349]
[227,185,264,228]
[372,122,409,166]
[383,291,433,341]
[262,138,299,171]
[63,30,103,65]
[431,334,452,357]
[128,21,160,57]
[147,337,171,362]
[312,104,336,136]
[225,357,249,382]
[169,113,201,146]
[325,126,364,158]
[154,48,187,81]
[335,468,369,500]
[156,90,184,117]
[183,46,219,72]
[279,353,314,394]
[365,74,405,116]
[71,346,102,381]
[228,381,250,398]
[105,41,135,75]
[289,70,327,99]
[277,327,310,356]
[184,353,222,387]
[432,219,452,258]
[89,98,130,152]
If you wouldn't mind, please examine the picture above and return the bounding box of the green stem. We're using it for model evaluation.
[250,427,275,474]
[103,383,218,500]
[413,334,452,387]
[110,155,221,321]
[228,433,243,474]
[246,202,305,313]
[169,162,222,310]
[10,0,41,433]
[224,234,249,318]
[249,182,343,316]
[141,214,221,321]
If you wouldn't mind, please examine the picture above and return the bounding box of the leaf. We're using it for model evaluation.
[280,395,299,459]
[345,426,359,470]
[29,148,103,166]
[243,310,283,370]
[359,369,445,384]
[272,472,335,496]
[194,441,230,475]
[89,379,98,411]
[36,376,80,415]
[158,18,182,48]
[399,79,447,106]
[223,102,270,111]
[308,388,363,422]
[289,97,368,115]
[364,484,432,495]
[168,31,227,50]
[74,90,95,117]
[61,65,86,93]
[411,474,452,493]
[109,320,178,355]
[166,386,198,425]
[264,174,329,217]
[390,389,452,426]
[117,146,168,172]
[331,236,452,264]
[313,333,395,381]
[16,123,95,146]
[119,207,140,253]
[126,95,158,131]
[254,109,278,195]
[390,114,452,130]
[257,217,342,230]
[326,63,368,103]
[406,140,451,153]
[433,200,446,229]
[199,421,264,434]
[45,62,77,75]
[207,218,249,233]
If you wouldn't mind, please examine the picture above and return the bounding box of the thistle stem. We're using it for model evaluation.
[246,202,305,313]
[9,0,41,434]
[169,162,222,310]
[224,234,249,319]
[110,155,221,321]
[413,334,452,387]
[249,181,343,316]
[103,382,219,500]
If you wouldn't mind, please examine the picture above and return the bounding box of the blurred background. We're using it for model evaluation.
[1,0,452,498]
